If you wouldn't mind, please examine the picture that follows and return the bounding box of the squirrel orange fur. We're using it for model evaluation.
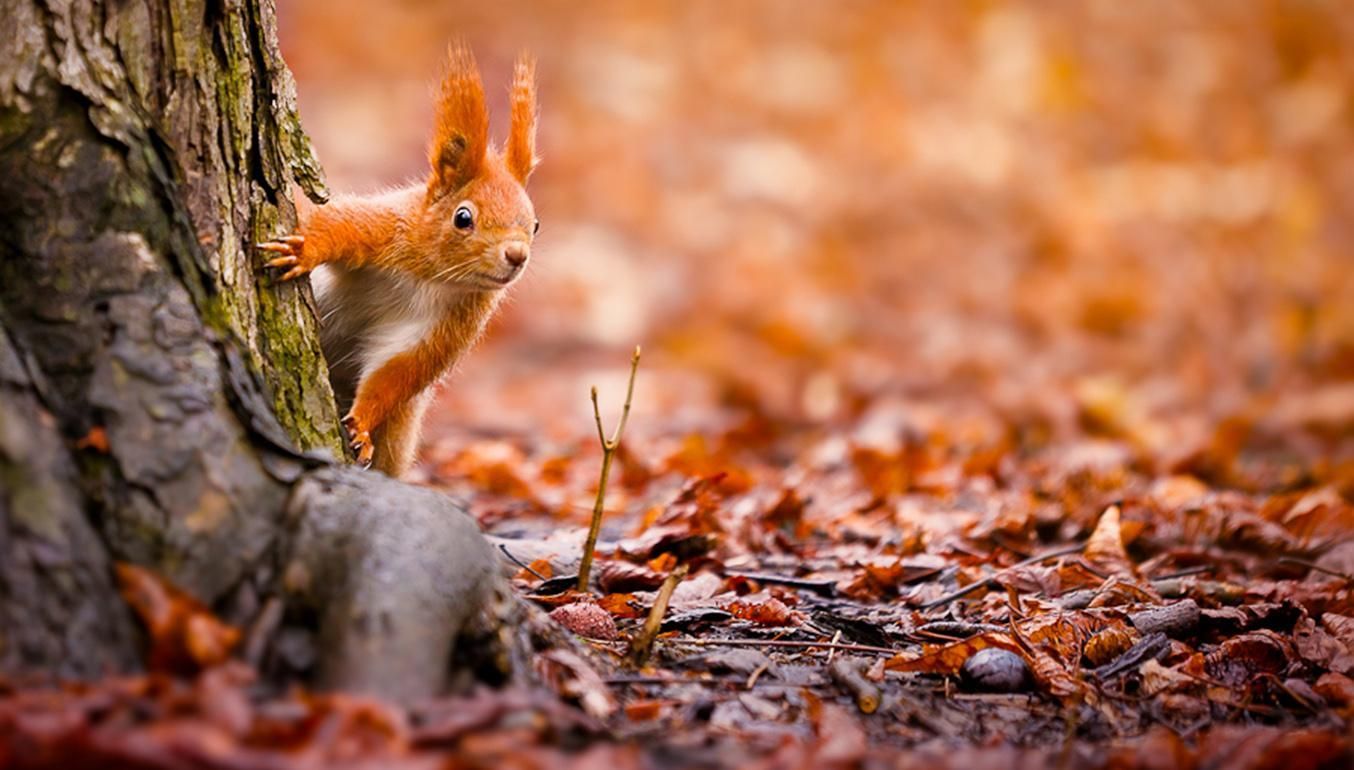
[259,45,539,476]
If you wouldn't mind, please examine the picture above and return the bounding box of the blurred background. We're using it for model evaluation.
[279,0,1354,531]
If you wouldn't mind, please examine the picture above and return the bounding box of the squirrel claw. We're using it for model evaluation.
[351,434,373,467]
[258,236,310,280]
[341,414,374,467]
[257,235,305,251]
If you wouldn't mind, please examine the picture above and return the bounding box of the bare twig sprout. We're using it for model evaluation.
[577,346,641,592]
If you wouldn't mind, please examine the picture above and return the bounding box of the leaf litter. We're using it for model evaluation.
[7,0,1354,767]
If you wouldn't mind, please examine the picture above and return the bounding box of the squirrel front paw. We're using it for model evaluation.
[257,235,313,281]
[341,412,375,467]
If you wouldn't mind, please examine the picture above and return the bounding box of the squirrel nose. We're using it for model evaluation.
[503,243,528,269]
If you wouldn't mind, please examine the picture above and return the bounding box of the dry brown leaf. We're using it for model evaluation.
[597,592,644,619]
[623,699,667,721]
[886,632,1021,675]
[724,597,797,626]
[1138,659,1196,697]
[114,562,240,674]
[1083,626,1138,667]
[535,650,616,720]
[1314,672,1354,708]
[597,561,667,593]
[1084,505,1136,578]
[1202,631,1294,686]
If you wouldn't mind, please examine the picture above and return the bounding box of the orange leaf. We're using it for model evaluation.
[726,598,797,626]
[624,699,666,721]
[887,633,1022,674]
[598,593,644,619]
[115,562,239,673]
[516,558,553,582]
[75,426,109,453]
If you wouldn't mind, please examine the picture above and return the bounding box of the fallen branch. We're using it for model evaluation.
[577,346,642,592]
[1128,599,1200,637]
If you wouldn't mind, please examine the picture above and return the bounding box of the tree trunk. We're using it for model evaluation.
[0,0,505,699]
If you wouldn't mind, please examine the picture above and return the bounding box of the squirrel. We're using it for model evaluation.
[258,45,539,477]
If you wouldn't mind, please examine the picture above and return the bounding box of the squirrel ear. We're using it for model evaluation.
[504,53,538,185]
[429,43,489,194]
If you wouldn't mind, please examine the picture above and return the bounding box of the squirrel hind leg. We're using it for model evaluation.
[371,392,433,478]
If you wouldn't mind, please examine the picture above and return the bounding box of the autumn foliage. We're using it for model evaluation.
[3,1,1354,768]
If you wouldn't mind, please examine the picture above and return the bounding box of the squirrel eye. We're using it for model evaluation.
[533,219,541,236]
[453,205,474,231]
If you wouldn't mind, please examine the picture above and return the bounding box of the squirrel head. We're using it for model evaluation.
[423,44,539,290]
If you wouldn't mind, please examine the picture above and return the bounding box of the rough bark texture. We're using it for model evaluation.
[282,467,498,698]
[0,0,506,697]
[0,327,138,677]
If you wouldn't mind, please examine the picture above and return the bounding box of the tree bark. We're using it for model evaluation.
[0,0,506,699]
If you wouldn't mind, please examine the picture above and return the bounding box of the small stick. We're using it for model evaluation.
[825,629,844,664]
[1150,566,1210,581]
[604,675,827,688]
[919,542,1086,610]
[675,638,899,656]
[1128,599,1200,637]
[745,660,771,689]
[628,563,687,667]
[829,657,881,714]
[1278,556,1354,585]
[242,596,284,668]
[577,346,642,592]
[497,543,548,580]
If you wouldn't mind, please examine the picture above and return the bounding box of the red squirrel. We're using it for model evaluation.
[259,45,539,476]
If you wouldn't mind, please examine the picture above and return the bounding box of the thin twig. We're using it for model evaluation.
[628,563,687,666]
[603,674,827,688]
[824,629,844,665]
[577,346,642,592]
[1278,556,1354,584]
[497,543,547,580]
[1149,565,1210,581]
[674,637,899,656]
[745,660,771,689]
[919,542,1086,610]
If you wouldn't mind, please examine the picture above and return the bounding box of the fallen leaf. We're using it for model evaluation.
[115,562,240,674]
[535,650,616,720]
[725,597,798,626]
[887,632,1022,675]
[1084,505,1136,577]
[597,593,644,619]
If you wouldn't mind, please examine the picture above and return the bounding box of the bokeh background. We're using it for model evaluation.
[279,0,1354,534]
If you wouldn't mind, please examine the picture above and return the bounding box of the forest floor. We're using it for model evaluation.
[4,2,1354,769]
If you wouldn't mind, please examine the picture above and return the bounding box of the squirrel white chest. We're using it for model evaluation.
[311,265,460,404]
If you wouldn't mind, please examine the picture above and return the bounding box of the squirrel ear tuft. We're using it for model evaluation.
[504,53,538,185]
[429,42,489,194]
